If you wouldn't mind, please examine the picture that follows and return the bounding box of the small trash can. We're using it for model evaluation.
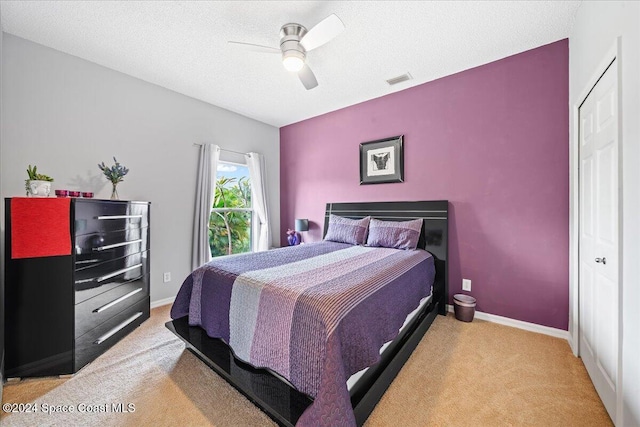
[453,294,476,322]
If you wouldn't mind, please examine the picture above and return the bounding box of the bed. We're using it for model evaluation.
[166,200,448,426]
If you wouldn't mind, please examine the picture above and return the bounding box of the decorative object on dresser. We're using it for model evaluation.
[25,164,54,197]
[359,135,404,185]
[55,190,95,198]
[4,198,150,378]
[98,157,129,200]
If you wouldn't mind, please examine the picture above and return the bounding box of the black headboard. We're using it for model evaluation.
[324,201,448,315]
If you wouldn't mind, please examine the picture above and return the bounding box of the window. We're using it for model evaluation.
[209,161,252,257]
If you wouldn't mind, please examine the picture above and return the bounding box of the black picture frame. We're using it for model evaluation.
[359,135,404,185]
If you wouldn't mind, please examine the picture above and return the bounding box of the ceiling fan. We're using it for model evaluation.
[228,14,345,90]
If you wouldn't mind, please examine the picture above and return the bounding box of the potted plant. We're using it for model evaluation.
[98,157,129,200]
[25,165,54,197]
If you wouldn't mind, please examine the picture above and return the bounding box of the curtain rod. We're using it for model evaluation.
[192,143,247,156]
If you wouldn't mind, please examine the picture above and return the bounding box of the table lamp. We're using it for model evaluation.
[295,219,309,244]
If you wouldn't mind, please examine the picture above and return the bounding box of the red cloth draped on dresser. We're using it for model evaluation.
[11,197,72,259]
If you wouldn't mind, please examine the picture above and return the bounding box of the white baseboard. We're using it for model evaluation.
[446,305,570,341]
[151,296,176,309]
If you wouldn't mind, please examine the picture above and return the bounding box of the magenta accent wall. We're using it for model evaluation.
[280,40,569,330]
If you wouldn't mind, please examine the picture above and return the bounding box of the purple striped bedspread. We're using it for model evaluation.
[171,241,435,426]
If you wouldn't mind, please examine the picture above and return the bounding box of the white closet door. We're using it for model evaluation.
[578,59,619,422]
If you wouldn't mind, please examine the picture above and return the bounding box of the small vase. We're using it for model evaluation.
[287,233,300,246]
[110,183,119,200]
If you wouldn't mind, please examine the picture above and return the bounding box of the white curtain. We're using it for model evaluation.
[192,144,220,269]
[245,152,270,252]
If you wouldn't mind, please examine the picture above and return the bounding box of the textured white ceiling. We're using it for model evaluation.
[1,1,580,127]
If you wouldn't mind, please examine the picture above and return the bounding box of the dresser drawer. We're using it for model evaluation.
[74,200,149,237]
[75,276,148,338]
[75,227,148,265]
[75,297,149,372]
[75,273,147,305]
[74,250,149,292]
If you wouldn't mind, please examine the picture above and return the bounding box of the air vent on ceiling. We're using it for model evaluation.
[386,72,413,86]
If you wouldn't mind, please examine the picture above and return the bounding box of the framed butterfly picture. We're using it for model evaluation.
[359,135,404,184]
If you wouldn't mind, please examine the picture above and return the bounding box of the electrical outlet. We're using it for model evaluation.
[462,278,472,292]
[163,272,171,283]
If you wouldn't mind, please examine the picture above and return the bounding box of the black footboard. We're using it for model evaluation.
[166,317,312,427]
[165,297,442,426]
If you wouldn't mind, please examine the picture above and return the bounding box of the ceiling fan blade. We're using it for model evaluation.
[228,41,280,54]
[298,64,318,90]
[299,14,345,51]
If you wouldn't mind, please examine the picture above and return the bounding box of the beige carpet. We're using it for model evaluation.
[2,305,611,426]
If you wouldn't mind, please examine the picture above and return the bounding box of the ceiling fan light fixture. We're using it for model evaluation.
[282,51,305,72]
[230,14,343,89]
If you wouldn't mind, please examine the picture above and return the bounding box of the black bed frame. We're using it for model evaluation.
[166,200,449,426]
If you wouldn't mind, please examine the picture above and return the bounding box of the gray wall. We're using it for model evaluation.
[569,2,640,425]
[0,34,280,305]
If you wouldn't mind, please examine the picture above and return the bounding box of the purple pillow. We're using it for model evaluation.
[366,218,423,250]
[324,215,371,245]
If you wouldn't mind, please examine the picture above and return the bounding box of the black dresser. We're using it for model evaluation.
[4,198,150,378]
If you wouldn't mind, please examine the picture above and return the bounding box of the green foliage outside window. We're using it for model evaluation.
[209,176,252,257]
